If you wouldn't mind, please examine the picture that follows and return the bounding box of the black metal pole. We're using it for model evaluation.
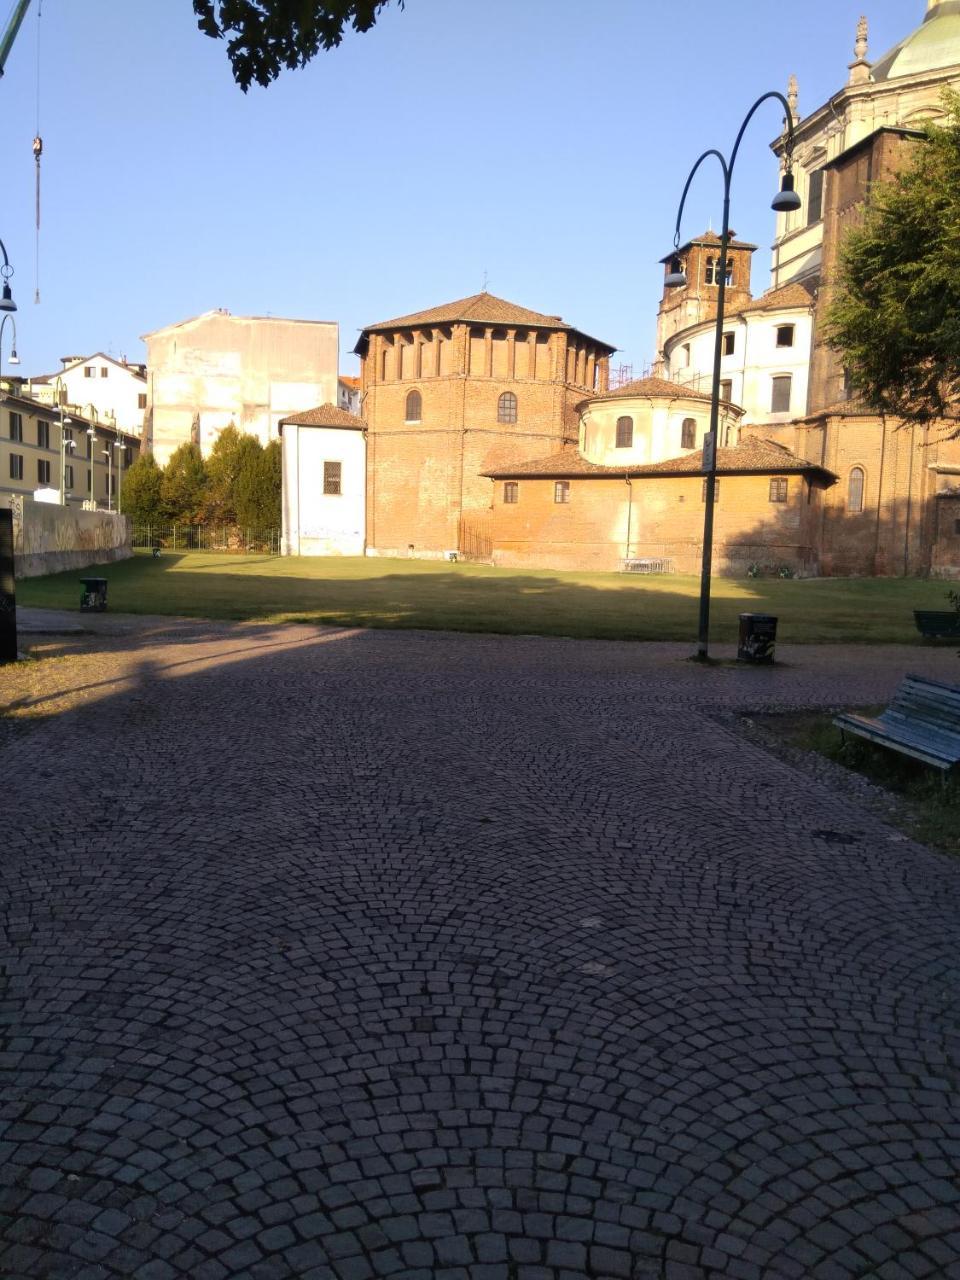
[670,91,796,661]
[0,507,17,663]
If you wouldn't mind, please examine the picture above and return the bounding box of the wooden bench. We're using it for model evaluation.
[914,610,960,641]
[833,674,960,774]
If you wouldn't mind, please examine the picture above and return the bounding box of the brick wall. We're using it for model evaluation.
[489,472,822,575]
[362,321,608,557]
[747,416,960,576]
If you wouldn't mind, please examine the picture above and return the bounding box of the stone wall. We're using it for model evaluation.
[8,496,132,578]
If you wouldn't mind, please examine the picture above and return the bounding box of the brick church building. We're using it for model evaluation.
[282,0,960,577]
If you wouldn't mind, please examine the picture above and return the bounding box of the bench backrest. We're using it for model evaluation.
[886,674,960,743]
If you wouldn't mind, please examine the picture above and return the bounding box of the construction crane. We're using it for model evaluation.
[0,0,31,79]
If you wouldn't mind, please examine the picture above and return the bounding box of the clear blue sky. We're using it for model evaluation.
[0,0,920,380]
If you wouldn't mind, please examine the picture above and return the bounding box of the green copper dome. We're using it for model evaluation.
[872,1,960,81]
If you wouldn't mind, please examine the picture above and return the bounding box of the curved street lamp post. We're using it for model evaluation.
[0,313,19,386]
[81,404,100,506]
[664,92,801,660]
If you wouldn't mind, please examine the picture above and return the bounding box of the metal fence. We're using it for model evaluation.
[132,524,282,555]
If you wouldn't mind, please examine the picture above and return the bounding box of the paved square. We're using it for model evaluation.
[2,617,960,1279]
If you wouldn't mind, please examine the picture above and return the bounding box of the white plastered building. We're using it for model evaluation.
[142,310,339,466]
[30,353,147,435]
[280,404,366,556]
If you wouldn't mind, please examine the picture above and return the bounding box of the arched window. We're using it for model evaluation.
[848,466,865,513]
[681,418,696,449]
[405,390,422,423]
[498,391,518,424]
[615,416,633,448]
[380,347,389,381]
[705,257,716,285]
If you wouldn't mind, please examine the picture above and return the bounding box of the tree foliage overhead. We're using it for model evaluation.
[193,0,401,90]
[826,93,960,429]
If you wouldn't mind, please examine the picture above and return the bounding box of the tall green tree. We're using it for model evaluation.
[203,423,246,522]
[193,0,402,90]
[161,443,208,523]
[119,453,163,525]
[826,92,960,430]
[234,436,282,527]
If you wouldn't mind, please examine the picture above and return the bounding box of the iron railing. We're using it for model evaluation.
[132,524,281,555]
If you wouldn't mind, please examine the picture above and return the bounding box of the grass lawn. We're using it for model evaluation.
[769,710,960,857]
[14,550,959,644]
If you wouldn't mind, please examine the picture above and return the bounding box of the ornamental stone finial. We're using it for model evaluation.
[855,14,868,60]
[848,15,871,83]
[787,73,799,118]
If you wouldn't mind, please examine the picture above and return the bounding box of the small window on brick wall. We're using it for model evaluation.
[847,466,865,513]
[498,392,517,424]
[405,390,422,422]
[503,481,518,504]
[769,476,788,503]
[323,461,342,495]
[554,480,570,504]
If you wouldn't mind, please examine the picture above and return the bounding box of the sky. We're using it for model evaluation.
[0,0,921,380]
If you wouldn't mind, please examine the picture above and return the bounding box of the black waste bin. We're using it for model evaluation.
[738,613,777,663]
[80,577,108,612]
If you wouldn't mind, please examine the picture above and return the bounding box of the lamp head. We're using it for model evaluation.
[772,170,802,213]
[0,281,16,313]
[664,255,687,289]
[8,347,19,365]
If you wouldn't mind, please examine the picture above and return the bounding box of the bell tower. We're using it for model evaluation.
[655,231,757,363]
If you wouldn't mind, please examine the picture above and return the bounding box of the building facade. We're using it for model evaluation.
[142,310,339,467]
[30,353,148,435]
[653,0,960,579]
[484,379,831,574]
[280,404,366,557]
[1,388,138,510]
[355,292,615,558]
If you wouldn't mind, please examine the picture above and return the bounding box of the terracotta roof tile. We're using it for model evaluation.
[483,438,835,481]
[738,280,816,314]
[338,375,361,389]
[595,376,716,403]
[279,404,364,429]
[357,291,616,353]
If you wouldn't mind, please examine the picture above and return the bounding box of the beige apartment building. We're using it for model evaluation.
[142,309,339,466]
[0,385,139,510]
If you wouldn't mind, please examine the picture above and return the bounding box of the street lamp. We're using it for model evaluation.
[665,92,800,660]
[0,237,17,315]
[0,313,19,387]
[102,449,114,511]
[113,439,125,514]
[51,375,74,505]
[81,403,99,506]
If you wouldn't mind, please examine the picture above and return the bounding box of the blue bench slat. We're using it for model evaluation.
[833,674,960,772]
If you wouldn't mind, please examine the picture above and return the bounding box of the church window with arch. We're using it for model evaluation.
[405,390,422,423]
[847,466,865,513]
[498,391,518,424]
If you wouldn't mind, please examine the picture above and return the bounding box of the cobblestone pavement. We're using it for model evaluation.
[3,616,960,1280]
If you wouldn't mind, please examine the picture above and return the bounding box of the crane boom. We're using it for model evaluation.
[0,0,31,79]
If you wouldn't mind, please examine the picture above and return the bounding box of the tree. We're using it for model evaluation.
[826,93,960,430]
[193,0,402,91]
[161,443,208,523]
[119,453,163,525]
[234,437,281,527]
[203,423,246,521]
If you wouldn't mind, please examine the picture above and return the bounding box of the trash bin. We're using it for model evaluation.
[738,613,777,663]
[80,577,108,612]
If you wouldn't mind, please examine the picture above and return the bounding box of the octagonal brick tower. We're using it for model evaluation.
[354,292,616,559]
